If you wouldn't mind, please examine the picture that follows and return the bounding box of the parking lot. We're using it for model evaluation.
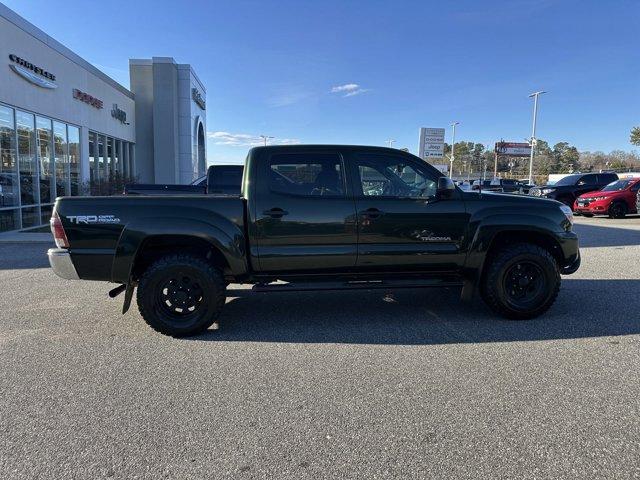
[1,216,639,479]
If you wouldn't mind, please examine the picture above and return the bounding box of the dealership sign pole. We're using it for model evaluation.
[528,91,546,185]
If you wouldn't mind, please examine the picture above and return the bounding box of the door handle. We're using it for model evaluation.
[361,207,384,219]
[263,208,288,218]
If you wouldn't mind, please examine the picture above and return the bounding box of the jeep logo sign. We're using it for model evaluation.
[111,104,129,124]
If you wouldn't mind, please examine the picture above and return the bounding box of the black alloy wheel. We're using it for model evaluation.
[502,261,545,311]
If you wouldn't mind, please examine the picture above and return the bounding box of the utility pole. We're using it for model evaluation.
[386,139,395,148]
[528,91,546,185]
[449,122,459,178]
[260,134,274,146]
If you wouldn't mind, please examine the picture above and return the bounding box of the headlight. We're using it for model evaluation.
[541,188,556,195]
[559,204,574,225]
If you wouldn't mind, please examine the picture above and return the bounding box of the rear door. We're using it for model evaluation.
[346,151,468,272]
[253,151,358,273]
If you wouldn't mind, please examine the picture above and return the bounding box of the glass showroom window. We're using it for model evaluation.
[36,116,54,204]
[53,121,69,197]
[68,126,80,195]
[16,111,38,207]
[97,135,105,182]
[0,105,20,231]
[107,137,114,179]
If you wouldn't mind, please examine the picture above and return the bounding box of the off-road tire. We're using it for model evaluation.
[137,254,226,337]
[481,243,560,320]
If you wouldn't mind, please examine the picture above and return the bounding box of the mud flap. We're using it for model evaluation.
[122,282,135,314]
[460,278,475,303]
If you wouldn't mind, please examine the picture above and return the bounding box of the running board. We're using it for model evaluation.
[252,277,463,293]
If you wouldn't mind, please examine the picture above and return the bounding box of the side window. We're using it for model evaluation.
[631,181,640,192]
[602,174,618,184]
[269,153,344,197]
[354,154,437,198]
[578,175,598,186]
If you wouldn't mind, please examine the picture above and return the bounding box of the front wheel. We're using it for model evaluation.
[137,254,226,337]
[481,243,560,320]
[608,202,627,219]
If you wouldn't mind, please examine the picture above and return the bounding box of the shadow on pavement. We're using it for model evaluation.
[0,244,51,270]
[573,222,640,248]
[187,278,640,345]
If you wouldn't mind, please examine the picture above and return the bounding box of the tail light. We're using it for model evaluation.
[50,211,70,248]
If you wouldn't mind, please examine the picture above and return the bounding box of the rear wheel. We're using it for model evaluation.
[137,254,226,337]
[481,243,560,319]
[608,202,627,219]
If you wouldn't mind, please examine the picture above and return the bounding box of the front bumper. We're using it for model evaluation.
[561,249,581,274]
[48,248,79,280]
[555,230,580,275]
[574,200,609,215]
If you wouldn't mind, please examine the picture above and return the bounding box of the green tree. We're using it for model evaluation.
[631,126,640,146]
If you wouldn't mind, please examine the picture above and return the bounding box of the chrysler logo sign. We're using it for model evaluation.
[8,54,57,89]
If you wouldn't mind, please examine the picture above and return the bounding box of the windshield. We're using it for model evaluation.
[602,179,633,191]
[554,174,582,186]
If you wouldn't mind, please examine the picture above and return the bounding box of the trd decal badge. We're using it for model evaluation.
[67,215,120,224]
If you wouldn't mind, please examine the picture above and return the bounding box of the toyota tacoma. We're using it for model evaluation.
[48,145,580,337]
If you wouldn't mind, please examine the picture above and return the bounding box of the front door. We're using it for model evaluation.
[347,151,468,272]
[254,151,358,273]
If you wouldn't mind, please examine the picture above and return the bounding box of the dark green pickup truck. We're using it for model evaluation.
[49,145,580,337]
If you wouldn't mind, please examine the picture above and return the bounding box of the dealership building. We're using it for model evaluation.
[0,3,207,232]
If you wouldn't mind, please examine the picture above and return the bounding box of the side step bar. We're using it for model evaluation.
[252,277,463,293]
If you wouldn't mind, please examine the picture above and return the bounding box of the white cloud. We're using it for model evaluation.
[207,131,301,147]
[330,83,370,97]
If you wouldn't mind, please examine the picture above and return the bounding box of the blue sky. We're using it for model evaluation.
[5,0,639,164]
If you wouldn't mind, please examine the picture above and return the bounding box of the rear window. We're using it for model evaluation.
[211,167,243,187]
[269,153,344,197]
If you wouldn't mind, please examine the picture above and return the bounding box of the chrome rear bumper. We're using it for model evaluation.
[48,248,79,280]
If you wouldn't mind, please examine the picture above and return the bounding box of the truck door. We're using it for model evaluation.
[346,151,468,272]
[254,151,358,273]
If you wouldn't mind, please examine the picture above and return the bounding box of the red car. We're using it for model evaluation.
[574,177,640,218]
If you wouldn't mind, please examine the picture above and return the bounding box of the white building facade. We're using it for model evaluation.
[0,4,207,232]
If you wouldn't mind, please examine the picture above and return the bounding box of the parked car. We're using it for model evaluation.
[573,177,640,218]
[48,145,580,337]
[471,179,530,194]
[529,172,619,209]
[124,165,243,196]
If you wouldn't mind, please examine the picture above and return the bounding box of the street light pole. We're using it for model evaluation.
[449,122,459,178]
[528,91,546,185]
[260,134,274,146]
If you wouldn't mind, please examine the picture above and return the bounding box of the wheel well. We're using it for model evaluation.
[131,235,230,280]
[485,230,564,267]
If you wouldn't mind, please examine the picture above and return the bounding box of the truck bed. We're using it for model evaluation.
[55,195,247,282]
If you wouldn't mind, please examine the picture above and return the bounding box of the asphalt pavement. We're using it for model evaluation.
[1,216,639,479]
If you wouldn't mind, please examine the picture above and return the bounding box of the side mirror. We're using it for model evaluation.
[437,177,455,199]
